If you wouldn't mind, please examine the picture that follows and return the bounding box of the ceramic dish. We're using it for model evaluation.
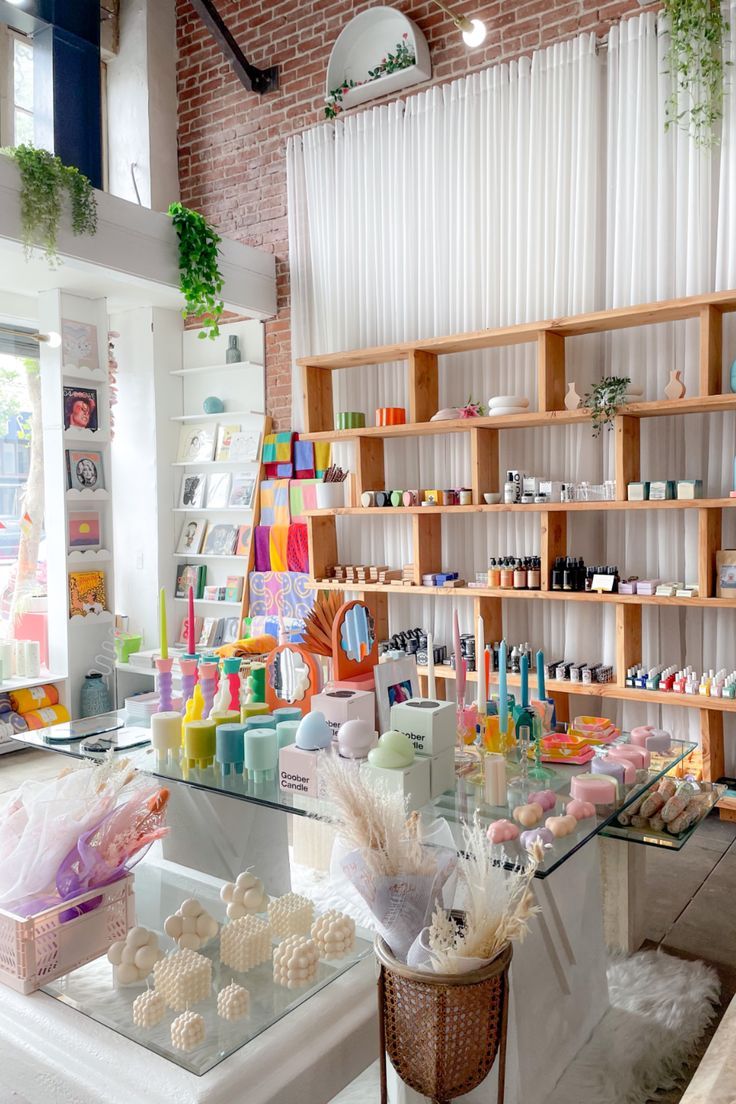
[488,395,530,409]
[483,493,501,504]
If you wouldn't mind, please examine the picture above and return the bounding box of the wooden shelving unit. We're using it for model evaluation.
[299,289,736,820]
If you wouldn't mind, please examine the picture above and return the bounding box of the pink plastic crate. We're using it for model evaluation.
[0,874,134,994]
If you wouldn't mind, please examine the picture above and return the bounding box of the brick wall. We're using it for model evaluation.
[176,0,656,429]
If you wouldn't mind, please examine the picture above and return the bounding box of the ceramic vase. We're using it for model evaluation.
[564,382,582,410]
[664,370,686,400]
[80,672,112,718]
[226,335,241,364]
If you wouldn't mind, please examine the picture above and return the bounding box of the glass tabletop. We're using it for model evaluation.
[11,711,696,879]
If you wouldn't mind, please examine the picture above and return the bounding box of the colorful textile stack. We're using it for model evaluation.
[6,683,70,731]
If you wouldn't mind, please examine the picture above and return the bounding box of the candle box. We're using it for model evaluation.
[390,698,455,755]
[278,745,324,797]
[310,689,375,739]
[362,757,431,813]
[627,481,650,501]
[676,479,703,500]
[329,674,375,693]
[419,746,455,799]
[649,480,675,500]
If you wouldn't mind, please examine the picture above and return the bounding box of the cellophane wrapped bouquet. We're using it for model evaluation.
[0,756,169,918]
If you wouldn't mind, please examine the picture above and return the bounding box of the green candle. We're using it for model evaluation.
[159,587,168,660]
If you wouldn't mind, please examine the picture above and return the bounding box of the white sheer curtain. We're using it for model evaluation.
[287,11,736,758]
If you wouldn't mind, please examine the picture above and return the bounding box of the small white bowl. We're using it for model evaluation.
[489,395,529,410]
[483,493,501,505]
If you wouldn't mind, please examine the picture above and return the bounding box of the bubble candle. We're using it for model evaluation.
[155,657,173,713]
[180,657,198,713]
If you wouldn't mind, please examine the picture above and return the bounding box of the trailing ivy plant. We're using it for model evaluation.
[325,33,416,119]
[662,0,729,147]
[168,202,224,340]
[3,144,97,265]
[583,376,631,438]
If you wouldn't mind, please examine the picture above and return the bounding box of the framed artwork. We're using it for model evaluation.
[177,423,215,463]
[63,386,98,432]
[214,424,241,461]
[178,614,202,644]
[716,551,736,598]
[373,657,420,734]
[62,319,99,372]
[66,449,105,491]
[179,472,205,509]
[202,522,239,557]
[68,511,101,550]
[235,525,251,556]
[206,472,231,508]
[68,570,106,617]
[228,430,261,464]
[176,519,206,555]
[228,473,256,509]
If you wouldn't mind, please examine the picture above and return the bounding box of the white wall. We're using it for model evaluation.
[106,0,179,212]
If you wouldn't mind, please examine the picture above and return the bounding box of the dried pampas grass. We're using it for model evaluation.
[319,757,433,876]
[427,815,540,973]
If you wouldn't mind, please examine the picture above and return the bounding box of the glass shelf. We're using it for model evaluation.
[11,712,696,879]
[43,860,372,1076]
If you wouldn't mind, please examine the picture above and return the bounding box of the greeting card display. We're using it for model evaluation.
[176,519,206,555]
[228,431,261,464]
[177,424,215,463]
[69,570,106,617]
[215,424,241,461]
[331,601,378,682]
[179,473,205,509]
[63,386,98,432]
[66,449,105,491]
[68,511,101,550]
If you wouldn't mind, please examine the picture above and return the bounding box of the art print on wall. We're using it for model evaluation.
[62,319,99,372]
[63,386,98,432]
[179,473,205,509]
[66,449,106,491]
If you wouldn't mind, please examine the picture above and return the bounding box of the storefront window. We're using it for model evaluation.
[12,36,34,145]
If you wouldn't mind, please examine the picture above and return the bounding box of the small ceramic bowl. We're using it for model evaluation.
[488,395,530,410]
[483,493,501,505]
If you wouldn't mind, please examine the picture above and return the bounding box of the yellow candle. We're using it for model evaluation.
[159,587,168,660]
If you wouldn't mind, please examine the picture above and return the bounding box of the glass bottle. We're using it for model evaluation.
[513,558,527,589]
[225,334,241,363]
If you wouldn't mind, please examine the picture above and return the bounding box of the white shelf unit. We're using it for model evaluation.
[0,671,66,694]
[169,360,264,377]
[170,409,264,423]
[173,597,243,608]
[171,554,246,562]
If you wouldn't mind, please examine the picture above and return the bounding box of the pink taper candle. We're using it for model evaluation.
[187,584,195,655]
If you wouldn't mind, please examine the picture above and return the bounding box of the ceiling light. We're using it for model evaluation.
[41,330,62,348]
[432,1,487,49]
[2,327,62,347]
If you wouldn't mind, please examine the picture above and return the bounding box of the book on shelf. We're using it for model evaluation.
[126,649,159,669]
[224,575,244,603]
[175,563,207,599]
[215,424,242,461]
[222,616,240,644]
[203,585,227,602]
[198,617,225,647]
[202,522,239,557]
[178,614,203,644]
[68,569,106,617]
[235,525,251,556]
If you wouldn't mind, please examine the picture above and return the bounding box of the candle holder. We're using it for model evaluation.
[155,658,174,713]
[198,662,217,718]
[456,704,478,747]
[179,658,198,713]
[222,657,242,712]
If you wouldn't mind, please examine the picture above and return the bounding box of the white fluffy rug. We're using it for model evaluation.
[547,949,721,1104]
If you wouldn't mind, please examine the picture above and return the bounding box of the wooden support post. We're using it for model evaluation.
[698,507,722,598]
[700,708,724,783]
[540,511,567,592]
[614,415,640,500]
[412,514,442,585]
[355,436,385,499]
[537,331,566,412]
[470,427,499,505]
[307,514,338,582]
[407,350,439,424]
[699,305,723,396]
[300,364,334,434]
[615,604,642,685]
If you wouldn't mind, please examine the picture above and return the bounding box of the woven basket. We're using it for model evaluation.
[375,937,512,1104]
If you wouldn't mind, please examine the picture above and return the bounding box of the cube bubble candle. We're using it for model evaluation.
[311,910,356,959]
[171,1009,206,1052]
[220,915,272,972]
[268,892,314,938]
[273,934,319,988]
[153,948,212,1010]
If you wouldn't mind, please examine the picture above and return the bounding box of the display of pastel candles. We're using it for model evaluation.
[245,714,276,730]
[427,632,436,699]
[179,658,198,713]
[241,701,270,723]
[245,728,279,783]
[498,640,508,734]
[155,658,174,713]
[215,722,246,776]
[159,588,168,660]
[276,720,299,749]
[570,773,619,804]
[273,706,302,723]
[484,753,507,806]
[187,585,195,655]
[476,616,486,714]
[198,662,217,718]
[151,711,182,764]
[183,719,216,769]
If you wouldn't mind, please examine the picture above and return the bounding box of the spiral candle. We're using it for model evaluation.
[179,658,198,715]
[155,657,174,713]
[222,657,242,711]
[199,662,217,718]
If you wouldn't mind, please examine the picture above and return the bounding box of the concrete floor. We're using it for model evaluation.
[2,749,735,1103]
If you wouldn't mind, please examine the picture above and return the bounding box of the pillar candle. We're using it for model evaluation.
[498,640,507,733]
[184,719,216,769]
[245,727,279,783]
[484,753,507,806]
[24,640,40,678]
[241,701,270,722]
[536,649,546,699]
[276,719,299,749]
[187,585,195,656]
[520,653,528,708]
[426,632,436,699]
[476,615,485,714]
[151,711,182,763]
[159,588,168,660]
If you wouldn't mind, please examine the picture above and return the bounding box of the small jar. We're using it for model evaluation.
[361,491,375,508]
[503,482,516,505]
[513,559,527,589]
[375,491,389,507]
[459,488,473,506]
[445,489,458,506]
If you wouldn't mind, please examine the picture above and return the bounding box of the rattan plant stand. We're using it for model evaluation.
[375,937,512,1104]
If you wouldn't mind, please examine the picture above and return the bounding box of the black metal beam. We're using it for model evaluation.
[188,0,278,95]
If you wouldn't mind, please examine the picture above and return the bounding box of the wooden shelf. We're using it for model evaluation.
[308,579,736,608]
[299,394,736,442]
[304,498,736,516]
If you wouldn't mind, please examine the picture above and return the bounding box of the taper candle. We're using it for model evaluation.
[159,588,168,660]
[498,640,507,733]
[520,653,528,708]
[427,632,436,698]
[476,615,485,714]
[536,649,546,699]
[187,585,195,655]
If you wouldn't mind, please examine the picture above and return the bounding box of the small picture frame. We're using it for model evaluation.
[179,472,205,509]
[177,423,215,463]
[716,550,736,598]
[373,656,420,734]
[68,511,101,551]
[66,449,106,491]
[176,518,207,555]
[63,386,99,432]
[228,473,256,509]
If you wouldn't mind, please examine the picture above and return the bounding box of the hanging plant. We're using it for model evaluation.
[168,202,224,340]
[583,376,631,438]
[662,0,729,147]
[325,33,416,119]
[3,144,97,265]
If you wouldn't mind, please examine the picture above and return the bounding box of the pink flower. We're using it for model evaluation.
[403,32,408,38]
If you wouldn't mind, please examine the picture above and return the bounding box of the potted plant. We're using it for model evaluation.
[583,376,631,437]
